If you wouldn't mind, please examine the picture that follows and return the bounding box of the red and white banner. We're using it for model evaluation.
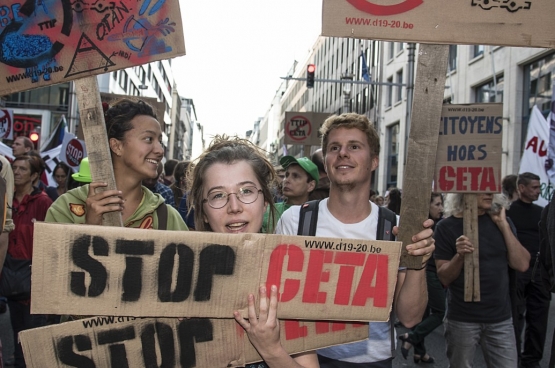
[519,106,553,206]
[59,133,87,170]
[0,109,14,140]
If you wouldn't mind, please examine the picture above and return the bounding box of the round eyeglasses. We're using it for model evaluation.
[203,186,262,209]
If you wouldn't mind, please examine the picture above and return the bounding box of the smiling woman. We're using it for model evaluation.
[45,99,187,230]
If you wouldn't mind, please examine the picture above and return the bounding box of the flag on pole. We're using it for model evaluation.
[519,105,553,206]
[40,115,67,152]
[360,51,371,83]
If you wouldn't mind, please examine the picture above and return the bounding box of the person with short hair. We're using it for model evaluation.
[11,137,33,158]
[7,155,53,368]
[398,193,445,364]
[162,159,178,186]
[170,160,190,206]
[276,113,435,367]
[309,148,330,200]
[507,172,550,368]
[503,174,519,203]
[262,156,318,232]
[45,162,71,201]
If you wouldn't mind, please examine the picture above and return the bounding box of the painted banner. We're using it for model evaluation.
[0,109,14,140]
[322,0,555,48]
[284,112,332,146]
[19,316,367,368]
[434,104,503,193]
[0,0,186,96]
[59,132,87,169]
[31,222,401,322]
[519,105,553,206]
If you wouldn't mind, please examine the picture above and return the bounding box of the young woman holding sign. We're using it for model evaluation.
[46,99,187,230]
[187,136,318,368]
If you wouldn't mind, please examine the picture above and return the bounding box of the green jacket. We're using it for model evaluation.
[45,184,188,231]
[262,202,291,234]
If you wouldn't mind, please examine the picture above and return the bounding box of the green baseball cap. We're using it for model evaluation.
[72,157,92,183]
[279,156,319,186]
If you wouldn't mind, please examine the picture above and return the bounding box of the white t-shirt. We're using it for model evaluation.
[276,198,395,363]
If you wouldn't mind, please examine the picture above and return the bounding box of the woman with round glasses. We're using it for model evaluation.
[187,135,318,368]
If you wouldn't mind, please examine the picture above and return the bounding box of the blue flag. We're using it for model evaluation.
[361,51,371,83]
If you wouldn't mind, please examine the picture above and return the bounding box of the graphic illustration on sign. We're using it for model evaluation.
[346,0,424,15]
[0,0,185,95]
[286,115,312,142]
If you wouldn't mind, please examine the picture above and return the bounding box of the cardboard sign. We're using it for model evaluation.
[31,222,401,322]
[0,109,13,140]
[434,104,503,193]
[19,317,367,368]
[322,0,555,48]
[284,112,331,146]
[0,0,185,96]
[59,133,87,169]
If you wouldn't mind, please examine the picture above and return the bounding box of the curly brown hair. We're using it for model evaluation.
[187,135,277,233]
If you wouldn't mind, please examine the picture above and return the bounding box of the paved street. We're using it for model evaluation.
[1,299,554,367]
[393,300,555,367]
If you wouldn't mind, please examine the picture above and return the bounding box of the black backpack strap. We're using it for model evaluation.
[297,200,321,236]
[377,206,397,241]
[156,204,169,230]
[376,206,398,356]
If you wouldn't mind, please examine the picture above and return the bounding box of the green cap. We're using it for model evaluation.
[279,156,319,186]
[72,157,92,183]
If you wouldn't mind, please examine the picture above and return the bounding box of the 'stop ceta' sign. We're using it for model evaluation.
[31,222,402,322]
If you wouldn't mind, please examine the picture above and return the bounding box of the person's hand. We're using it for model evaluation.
[394,219,435,263]
[488,205,506,224]
[85,182,124,225]
[456,235,474,256]
[234,285,282,358]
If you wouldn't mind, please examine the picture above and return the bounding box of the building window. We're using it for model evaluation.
[522,52,555,151]
[388,42,395,60]
[472,45,484,58]
[396,70,403,102]
[386,76,393,107]
[387,123,399,188]
[448,45,457,71]
[475,75,504,103]
[396,42,404,53]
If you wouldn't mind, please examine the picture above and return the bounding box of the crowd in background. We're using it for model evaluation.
[0,103,553,368]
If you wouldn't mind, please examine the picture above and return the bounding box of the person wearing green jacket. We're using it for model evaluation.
[46,98,187,230]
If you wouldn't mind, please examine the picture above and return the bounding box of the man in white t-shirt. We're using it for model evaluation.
[276,113,435,368]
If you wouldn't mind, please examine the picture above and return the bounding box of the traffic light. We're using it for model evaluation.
[29,131,39,147]
[306,64,316,88]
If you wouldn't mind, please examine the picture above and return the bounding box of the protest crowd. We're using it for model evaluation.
[0,106,554,368]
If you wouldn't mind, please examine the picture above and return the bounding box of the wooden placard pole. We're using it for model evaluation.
[463,194,480,302]
[398,44,449,269]
[74,76,123,227]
